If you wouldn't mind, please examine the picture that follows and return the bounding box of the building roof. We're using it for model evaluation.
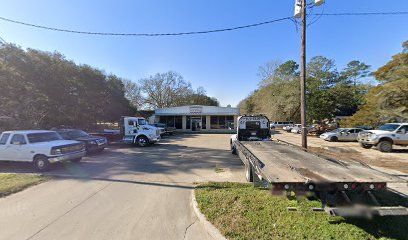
[155,105,239,116]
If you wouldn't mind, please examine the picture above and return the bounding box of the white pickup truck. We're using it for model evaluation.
[358,123,408,152]
[0,130,86,171]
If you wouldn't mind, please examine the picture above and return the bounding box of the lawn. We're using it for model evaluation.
[195,182,408,240]
[0,173,46,197]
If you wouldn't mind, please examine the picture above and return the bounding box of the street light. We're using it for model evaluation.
[294,0,324,149]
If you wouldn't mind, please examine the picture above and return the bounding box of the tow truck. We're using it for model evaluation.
[230,115,408,217]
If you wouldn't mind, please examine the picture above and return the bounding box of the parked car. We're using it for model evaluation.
[320,128,363,142]
[270,121,294,129]
[290,124,302,134]
[358,123,408,152]
[282,124,295,132]
[54,129,107,154]
[0,130,85,171]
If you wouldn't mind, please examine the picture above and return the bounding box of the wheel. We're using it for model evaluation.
[245,163,253,182]
[377,140,393,152]
[359,142,373,149]
[330,136,338,142]
[230,141,237,155]
[136,136,149,147]
[33,156,50,172]
[71,158,82,163]
[231,146,237,155]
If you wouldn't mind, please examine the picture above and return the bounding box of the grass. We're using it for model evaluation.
[195,182,408,240]
[0,173,47,198]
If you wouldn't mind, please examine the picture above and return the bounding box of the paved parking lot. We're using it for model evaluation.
[0,134,245,240]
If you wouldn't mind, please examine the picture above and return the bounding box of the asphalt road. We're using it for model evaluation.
[0,134,245,240]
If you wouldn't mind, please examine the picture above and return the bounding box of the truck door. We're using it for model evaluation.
[8,134,29,161]
[395,126,408,145]
[0,133,11,160]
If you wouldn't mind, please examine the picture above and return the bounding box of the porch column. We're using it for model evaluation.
[182,116,187,130]
[206,115,211,130]
[233,115,238,129]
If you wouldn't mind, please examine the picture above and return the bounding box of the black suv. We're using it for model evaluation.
[54,129,107,154]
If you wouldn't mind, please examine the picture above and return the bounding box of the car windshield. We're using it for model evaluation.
[377,124,400,132]
[27,132,63,143]
[65,130,89,139]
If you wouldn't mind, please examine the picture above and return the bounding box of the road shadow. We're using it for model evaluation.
[0,134,244,184]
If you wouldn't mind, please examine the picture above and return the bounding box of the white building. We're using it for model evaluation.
[154,105,239,132]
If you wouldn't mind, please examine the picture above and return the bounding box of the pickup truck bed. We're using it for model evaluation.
[237,140,400,184]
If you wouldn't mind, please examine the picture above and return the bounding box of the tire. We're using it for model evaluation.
[230,141,237,155]
[245,163,253,182]
[359,142,373,149]
[330,136,338,142]
[33,156,50,172]
[231,146,237,155]
[136,136,149,147]
[71,157,82,163]
[377,140,393,152]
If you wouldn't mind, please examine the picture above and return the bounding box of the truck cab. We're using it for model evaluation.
[121,116,161,147]
[230,115,271,153]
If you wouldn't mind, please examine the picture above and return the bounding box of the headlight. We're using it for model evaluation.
[51,148,62,155]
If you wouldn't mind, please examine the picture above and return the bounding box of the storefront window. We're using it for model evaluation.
[202,116,206,129]
[175,116,183,129]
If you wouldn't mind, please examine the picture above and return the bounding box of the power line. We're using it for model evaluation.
[0,16,292,36]
[0,11,406,37]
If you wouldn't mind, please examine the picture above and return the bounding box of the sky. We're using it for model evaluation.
[0,0,407,107]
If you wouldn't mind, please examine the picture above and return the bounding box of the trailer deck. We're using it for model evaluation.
[237,140,400,185]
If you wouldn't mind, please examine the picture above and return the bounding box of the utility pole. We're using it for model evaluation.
[300,0,307,149]
[294,0,324,148]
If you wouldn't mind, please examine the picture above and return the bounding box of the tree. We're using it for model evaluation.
[123,79,143,110]
[0,44,135,130]
[186,87,219,106]
[343,40,408,127]
[139,71,219,109]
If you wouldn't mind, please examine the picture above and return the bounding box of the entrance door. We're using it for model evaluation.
[191,118,202,131]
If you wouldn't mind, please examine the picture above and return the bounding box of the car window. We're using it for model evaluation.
[355,129,362,133]
[10,134,27,145]
[0,133,10,145]
[138,119,147,125]
[397,125,408,134]
[27,132,62,143]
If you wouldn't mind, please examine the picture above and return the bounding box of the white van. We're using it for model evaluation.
[270,121,294,129]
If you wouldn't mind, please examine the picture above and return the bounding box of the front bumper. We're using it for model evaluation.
[148,135,161,143]
[358,138,379,145]
[48,150,86,163]
[87,142,107,152]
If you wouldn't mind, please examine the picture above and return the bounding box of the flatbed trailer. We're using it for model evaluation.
[231,115,408,217]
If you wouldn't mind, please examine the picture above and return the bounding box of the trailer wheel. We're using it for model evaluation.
[377,140,393,152]
[245,164,253,182]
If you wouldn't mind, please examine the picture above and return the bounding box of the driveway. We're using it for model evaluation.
[0,134,245,240]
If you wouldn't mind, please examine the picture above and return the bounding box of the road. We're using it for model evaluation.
[0,134,245,240]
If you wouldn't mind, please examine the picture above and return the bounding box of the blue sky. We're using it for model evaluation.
[1,0,407,106]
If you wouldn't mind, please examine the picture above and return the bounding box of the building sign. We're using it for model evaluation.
[189,106,203,115]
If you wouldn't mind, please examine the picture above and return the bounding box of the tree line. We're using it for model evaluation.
[0,44,218,130]
[239,40,408,126]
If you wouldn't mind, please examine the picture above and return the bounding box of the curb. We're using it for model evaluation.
[191,189,227,240]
